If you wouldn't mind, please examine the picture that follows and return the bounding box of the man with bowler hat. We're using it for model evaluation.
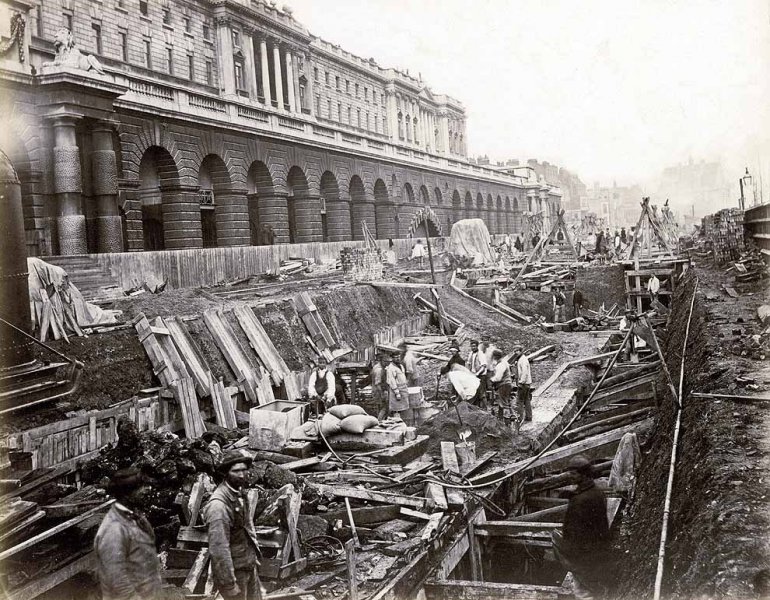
[205,449,262,600]
[94,467,163,600]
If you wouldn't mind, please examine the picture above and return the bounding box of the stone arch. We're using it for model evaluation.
[0,129,42,255]
[139,145,182,251]
[434,187,443,205]
[403,182,415,204]
[246,160,278,245]
[350,174,375,241]
[464,191,473,220]
[287,165,321,243]
[374,178,394,239]
[419,185,430,206]
[496,195,503,234]
[197,154,234,248]
[476,192,484,220]
[320,171,345,242]
[504,196,512,235]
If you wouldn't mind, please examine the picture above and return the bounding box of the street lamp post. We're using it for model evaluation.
[739,168,752,211]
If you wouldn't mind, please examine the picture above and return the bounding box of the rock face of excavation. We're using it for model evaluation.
[617,269,770,599]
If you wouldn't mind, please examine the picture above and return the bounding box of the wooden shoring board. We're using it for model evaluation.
[134,313,178,387]
[295,292,336,350]
[533,351,615,397]
[424,579,567,600]
[165,316,211,395]
[203,309,260,404]
[470,419,654,485]
[234,305,290,386]
[208,372,237,429]
[152,317,191,384]
[256,370,276,406]
[8,551,95,600]
[172,376,206,439]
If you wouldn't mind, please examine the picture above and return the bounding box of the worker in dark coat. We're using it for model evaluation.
[552,456,611,599]
[440,340,465,376]
[94,467,163,600]
[204,449,263,600]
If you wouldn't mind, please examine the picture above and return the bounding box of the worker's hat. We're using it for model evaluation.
[106,467,148,497]
[567,455,594,476]
[217,449,254,474]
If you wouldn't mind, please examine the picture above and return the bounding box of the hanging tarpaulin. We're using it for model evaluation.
[407,206,443,238]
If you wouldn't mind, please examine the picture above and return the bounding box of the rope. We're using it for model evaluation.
[653,277,699,600]
[0,315,80,365]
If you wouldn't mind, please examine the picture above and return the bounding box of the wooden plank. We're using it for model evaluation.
[425,482,448,511]
[172,376,206,439]
[209,373,237,429]
[345,539,358,600]
[308,484,427,510]
[440,442,460,474]
[182,548,210,594]
[133,313,180,387]
[534,352,615,397]
[202,309,259,404]
[420,512,444,541]
[153,317,190,382]
[187,473,209,526]
[165,316,211,395]
[474,521,563,536]
[282,457,322,471]
[8,551,94,600]
[424,579,566,600]
[399,507,432,521]
[470,419,654,485]
[0,500,113,561]
[320,504,402,526]
[234,306,290,385]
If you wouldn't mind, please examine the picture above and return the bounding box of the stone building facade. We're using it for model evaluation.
[0,0,560,256]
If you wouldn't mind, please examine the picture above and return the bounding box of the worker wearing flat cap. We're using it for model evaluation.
[204,449,263,600]
[94,467,163,600]
[551,456,611,599]
[439,340,466,376]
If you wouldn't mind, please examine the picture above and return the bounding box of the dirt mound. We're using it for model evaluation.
[417,401,523,457]
[575,264,627,312]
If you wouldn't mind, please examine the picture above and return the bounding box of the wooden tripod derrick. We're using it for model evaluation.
[627,198,674,259]
[513,209,579,286]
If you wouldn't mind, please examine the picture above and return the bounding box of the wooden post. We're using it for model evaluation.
[424,230,437,285]
[345,538,358,600]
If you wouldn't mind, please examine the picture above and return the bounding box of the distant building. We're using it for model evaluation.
[584,182,644,231]
[656,159,730,219]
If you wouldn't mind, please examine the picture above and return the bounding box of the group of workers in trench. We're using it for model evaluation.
[89,329,626,600]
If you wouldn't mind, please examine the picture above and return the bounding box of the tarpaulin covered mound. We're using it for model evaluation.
[447,219,495,265]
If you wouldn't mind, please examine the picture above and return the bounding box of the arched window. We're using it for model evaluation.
[405,114,411,141]
[397,112,404,140]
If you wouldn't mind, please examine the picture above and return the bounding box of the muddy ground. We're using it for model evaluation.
[616,264,770,599]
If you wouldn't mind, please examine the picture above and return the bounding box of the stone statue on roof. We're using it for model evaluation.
[48,28,104,74]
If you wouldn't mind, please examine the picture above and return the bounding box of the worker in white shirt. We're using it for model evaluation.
[385,352,410,419]
[467,340,489,408]
[647,273,660,301]
[399,343,422,387]
[513,346,532,425]
[308,357,336,415]
[489,349,514,430]
[410,239,427,267]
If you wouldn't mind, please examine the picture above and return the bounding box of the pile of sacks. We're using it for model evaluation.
[291,404,380,439]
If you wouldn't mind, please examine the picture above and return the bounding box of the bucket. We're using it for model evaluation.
[407,386,424,408]
[456,441,477,474]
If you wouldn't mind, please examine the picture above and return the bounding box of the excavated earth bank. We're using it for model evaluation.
[616,271,770,599]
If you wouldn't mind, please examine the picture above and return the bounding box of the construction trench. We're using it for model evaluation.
[1,213,769,600]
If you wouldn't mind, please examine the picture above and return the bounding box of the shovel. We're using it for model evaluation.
[449,396,472,443]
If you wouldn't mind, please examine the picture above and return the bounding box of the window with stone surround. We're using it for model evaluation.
[144,38,152,68]
[355,83,359,97]
[162,7,171,26]
[327,99,331,118]
[232,29,240,48]
[183,16,191,33]
[345,79,350,93]
[119,30,128,61]
[188,53,195,81]
[357,108,361,128]
[234,58,245,91]
[92,22,102,55]
[205,60,213,85]
[347,106,351,124]
[364,87,368,102]
[335,75,340,90]
[166,46,174,75]
[139,0,148,17]
[313,67,318,81]
[316,95,321,115]
[63,12,73,31]
[325,71,329,85]
[202,20,211,40]
[374,114,378,133]
[337,102,341,121]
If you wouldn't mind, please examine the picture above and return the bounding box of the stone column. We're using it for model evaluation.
[217,18,236,95]
[51,117,86,255]
[258,191,289,244]
[273,42,285,110]
[386,91,398,142]
[285,50,296,112]
[440,114,450,155]
[214,188,250,246]
[163,184,203,249]
[351,200,376,241]
[325,199,352,241]
[375,203,396,239]
[292,53,302,112]
[305,53,315,116]
[243,33,259,100]
[293,194,323,242]
[90,123,123,253]
[259,38,272,106]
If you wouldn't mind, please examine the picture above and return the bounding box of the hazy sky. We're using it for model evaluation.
[287,0,770,190]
